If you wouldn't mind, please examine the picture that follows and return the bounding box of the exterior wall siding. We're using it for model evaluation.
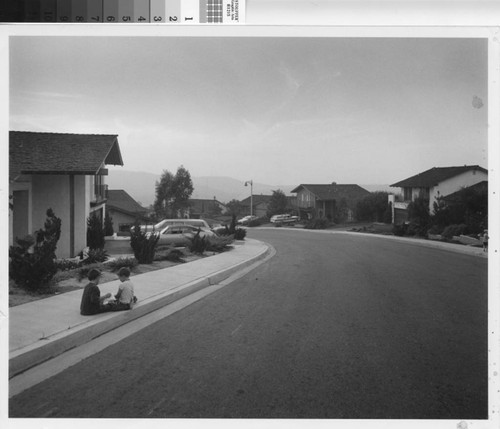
[107,209,141,232]
[429,170,488,212]
[296,189,316,209]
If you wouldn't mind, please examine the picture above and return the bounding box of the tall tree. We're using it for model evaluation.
[154,166,194,219]
[267,189,288,217]
[154,170,175,219]
[171,165,194,218]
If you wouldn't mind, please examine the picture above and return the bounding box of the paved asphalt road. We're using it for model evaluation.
[9,229,488,419]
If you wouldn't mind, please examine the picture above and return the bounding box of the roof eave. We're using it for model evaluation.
[21,170,101,175]
[104,137,124,166]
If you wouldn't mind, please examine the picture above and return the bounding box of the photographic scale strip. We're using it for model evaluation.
[0,0,244,24]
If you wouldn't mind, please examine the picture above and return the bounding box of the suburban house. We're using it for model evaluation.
[240,195,273,218]
[187,198,228,219]
[106,189,150,234]
[239,194,297,218]
[389,165,488,224]
[291,183,371,222]
[9,131,123,258]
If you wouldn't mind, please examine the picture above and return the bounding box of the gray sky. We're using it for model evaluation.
[10,36,488,185]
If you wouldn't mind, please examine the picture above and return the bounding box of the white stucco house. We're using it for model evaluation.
[9,131,124,258]
[389,165,488,224]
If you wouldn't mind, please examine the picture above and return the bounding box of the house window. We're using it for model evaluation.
[404,188,412,201]
[94,175,107,201]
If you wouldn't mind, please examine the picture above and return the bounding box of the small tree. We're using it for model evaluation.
[226,199,243,217]
[9,209,61,291]
[87,212,105,249]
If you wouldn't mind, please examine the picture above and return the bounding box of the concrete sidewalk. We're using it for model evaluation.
[9,239,271,378]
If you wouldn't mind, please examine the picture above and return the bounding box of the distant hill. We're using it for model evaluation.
[105,170,297,207]
[105,169,392,207]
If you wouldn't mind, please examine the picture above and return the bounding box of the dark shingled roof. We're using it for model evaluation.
[291,184,371,201]
[189,199,226,212]
[240,195,274,206]
[390,165,487,188]
[106,190,148,216]
[9,131,123,180]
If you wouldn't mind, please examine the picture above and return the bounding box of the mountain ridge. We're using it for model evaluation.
[105,169,392,207]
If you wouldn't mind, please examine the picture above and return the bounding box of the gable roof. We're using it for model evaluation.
[291,184,371,201]
[106,190,148,216]
[390,165,487,188]
[240,195,274,206]
[188,199,227,212]
[9,131,123,180]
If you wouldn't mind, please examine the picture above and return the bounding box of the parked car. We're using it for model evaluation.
[237,215,258,225]
[153,224,217,247]
[133,219,211,233]
[270,214,299,225]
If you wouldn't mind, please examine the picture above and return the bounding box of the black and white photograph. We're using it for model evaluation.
[2,5,500,429]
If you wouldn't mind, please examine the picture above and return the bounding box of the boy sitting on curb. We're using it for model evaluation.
[80,268,114,315]
[112,267,138,311]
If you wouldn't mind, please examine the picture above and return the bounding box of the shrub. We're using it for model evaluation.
[442,224,468,240]
[189,231,208,254]
[304,218,329,229]
[247,218,263,227]
[130,223,159,264]
[106,257,139,272]
[55,258,82,271]
[83,248,109,264]
[87,213,105,249]
[427,224,443,235]
[405,222,427,237]
[77,263,103,281]
[392,223,408,237]
[154,248,186,263]
[234,228,247,240]
[207,235,234,253]
[217,215,246,240]
[408,197,431,227]
[9,209,61,291]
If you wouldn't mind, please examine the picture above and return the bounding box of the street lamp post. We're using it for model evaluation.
[244,180,253,217]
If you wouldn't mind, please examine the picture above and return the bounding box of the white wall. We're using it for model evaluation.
[31,175,71,258]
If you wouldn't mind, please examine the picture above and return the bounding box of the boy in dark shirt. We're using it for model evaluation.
[80,268,114,315]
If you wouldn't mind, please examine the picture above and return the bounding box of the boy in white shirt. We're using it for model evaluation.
[112,267,137,311]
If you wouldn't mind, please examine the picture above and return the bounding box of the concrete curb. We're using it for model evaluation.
[9,240,271,378]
